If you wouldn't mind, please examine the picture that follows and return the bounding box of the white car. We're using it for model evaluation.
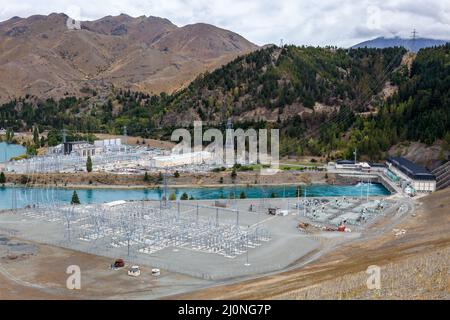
[128,266,141,277]
[151,268,160,276]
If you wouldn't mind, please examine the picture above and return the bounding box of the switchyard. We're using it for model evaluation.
[0,193,405,280]
[2,150,154,174]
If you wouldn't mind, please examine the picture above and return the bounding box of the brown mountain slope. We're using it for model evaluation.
[0,13,258,101]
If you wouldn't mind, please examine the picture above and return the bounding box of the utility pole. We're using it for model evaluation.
[11,184,17,211]
[123,126,128,153]
[163,170,168,208]
[245,225,250,266]
[196,204,199,224]
[216,207,219,227]
[304,187,307,216]
[233,183,237,210]
[361,179,363,200]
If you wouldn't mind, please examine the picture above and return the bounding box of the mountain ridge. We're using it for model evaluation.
[352,36,448,52]
[1,43,448,163]
[0,13,258,102]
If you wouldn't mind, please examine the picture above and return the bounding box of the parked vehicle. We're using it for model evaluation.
[128,266,141,277]
[111,259,125,269]
[151,268,160,276]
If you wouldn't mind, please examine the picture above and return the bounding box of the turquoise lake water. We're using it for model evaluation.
[0,142,26,162]
[0,183,390,210]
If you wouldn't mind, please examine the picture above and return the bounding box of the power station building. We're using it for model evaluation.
[47,139,123,157]
[386,157,436,193]
[150,151,213,168]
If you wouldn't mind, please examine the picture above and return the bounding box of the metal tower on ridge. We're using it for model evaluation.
[411,29,418,52]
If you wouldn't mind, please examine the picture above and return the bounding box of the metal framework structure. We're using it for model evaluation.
[295,188,390,227]
[19,201,271,260]
[4,150,149,174]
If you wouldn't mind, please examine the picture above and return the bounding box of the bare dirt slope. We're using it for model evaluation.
[175,189,450,299]
[0,13,258,101]
[0,237,206,299]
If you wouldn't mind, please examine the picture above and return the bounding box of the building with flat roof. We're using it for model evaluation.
[150,151,213,168]
[48,141,100,157]
[332,160,372,171]
[48,139,125,157]
[386,157,436,193]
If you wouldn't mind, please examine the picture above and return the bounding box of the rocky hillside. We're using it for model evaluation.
[3,44,449,163]
[0,45,407,140]
[0,13,258,101]
[154,45,406,126]
[331,43,449,163]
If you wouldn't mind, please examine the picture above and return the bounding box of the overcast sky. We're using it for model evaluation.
[0,0,449,47]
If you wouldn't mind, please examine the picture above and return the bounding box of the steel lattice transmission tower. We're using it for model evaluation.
[411,29,418,52]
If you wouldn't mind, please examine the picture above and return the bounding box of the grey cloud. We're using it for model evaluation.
[0,0,448,47]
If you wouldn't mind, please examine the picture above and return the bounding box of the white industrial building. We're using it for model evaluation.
[150,151,213,168]
[47,139,123,158]
[94,138,122,152]
[332,160,372,171]
[386,157,436,193]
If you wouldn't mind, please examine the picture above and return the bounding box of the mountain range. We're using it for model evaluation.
[352,36,448,52]
[2,13,448,104]
[1,25,448,162]
[0,13,258,102]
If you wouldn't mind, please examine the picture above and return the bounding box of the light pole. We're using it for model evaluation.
[304,187,307,216]
[245,225,250,266]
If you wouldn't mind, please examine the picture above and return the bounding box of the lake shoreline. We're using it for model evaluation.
[0,170,378,190]
[0,170,329,187]
[0,142,27,163]
[0,181,391,210]
[0,180,368,190]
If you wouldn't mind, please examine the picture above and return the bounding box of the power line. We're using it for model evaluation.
[299,46,408,144]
